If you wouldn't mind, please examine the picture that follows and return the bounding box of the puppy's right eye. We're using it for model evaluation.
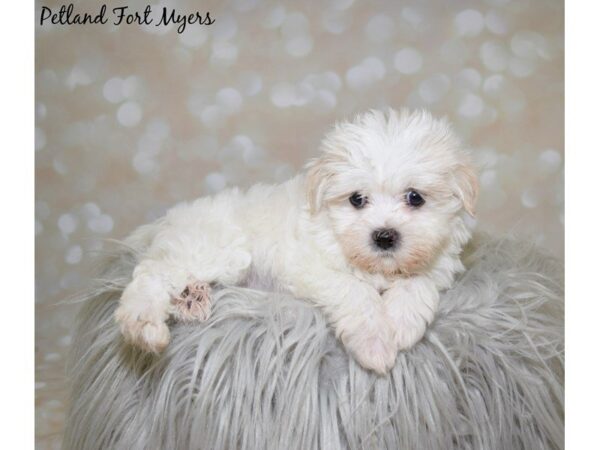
[349,192,367,209]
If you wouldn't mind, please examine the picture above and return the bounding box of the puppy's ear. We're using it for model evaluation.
[452,160,479,217]
[305,156,334,214]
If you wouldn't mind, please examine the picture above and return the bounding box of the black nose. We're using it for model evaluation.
[372,228,399,250]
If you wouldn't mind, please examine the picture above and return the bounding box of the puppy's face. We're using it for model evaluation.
[306,109,478,276]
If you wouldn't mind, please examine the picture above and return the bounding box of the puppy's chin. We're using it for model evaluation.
[338,231,442,277]
[346,251,432,277]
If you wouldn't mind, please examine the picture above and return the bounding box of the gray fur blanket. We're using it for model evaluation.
[62,234,564,450]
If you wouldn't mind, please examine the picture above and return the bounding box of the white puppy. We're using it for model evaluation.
[115,109,478,374]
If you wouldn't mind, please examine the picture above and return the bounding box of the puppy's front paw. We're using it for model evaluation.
[352,334,397,375]
[115,307,170,354]
[170,281,212,322]
[395,317,427,351]
[383,279,439,351]
[341,320,397,375]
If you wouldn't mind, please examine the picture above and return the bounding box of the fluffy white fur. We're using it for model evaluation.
[115,109,478,374]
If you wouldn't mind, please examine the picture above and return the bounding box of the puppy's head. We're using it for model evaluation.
[305,109,478,276]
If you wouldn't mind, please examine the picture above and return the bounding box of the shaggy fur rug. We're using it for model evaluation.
[62,234,564,450]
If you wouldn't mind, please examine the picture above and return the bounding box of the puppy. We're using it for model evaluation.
[115,109,478,374]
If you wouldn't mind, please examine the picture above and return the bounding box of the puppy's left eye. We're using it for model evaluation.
[406,189,425,207]
[349,192,367,209]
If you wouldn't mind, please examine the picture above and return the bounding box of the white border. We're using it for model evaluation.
[0,1,582,448]
[565,1,599,448]
[0,2,34,448]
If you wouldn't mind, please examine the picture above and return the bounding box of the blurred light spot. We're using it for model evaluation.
[200,105,227,128]
[187,92,207,118]
[216,87,243,114]
[117,101,142,127]
[231,135,253,153]
[36,127,46,151]
[88,214,114,233]
[270,82,298,107]
[53,157,68,175]
[321,10,351,34]
[313,89,337,111]
[480,41,509,72]
[454,9,484,37]
[132,152,158,174]
[58,213,78,236]
[458,93,484,118]
[58,335,72,347]
[210,42,238,67]
[394,48,423,74]
[36,103,47,121]
[480,169,498,188]
[509,57,536,78]
[345,57,385,90]
[44,353,61,362]
[323,71,342,91]
[285,35,313,57]
[65,64,93,90]
[65,245,83,265]
[238,71,263,96]
[122,76,140,98]
[275,164,294,182]
[482,74,506,96]
[243,145,266,166]
[305,71,342,91]
[521,189,539,208]
[103,77,124,103]
[263,6,286,29]
[475,147,499,169]
[205,172,227,192]
[511,31,548,60]
[81,202,101,219]
[538,148,562,174]
[485,10,509,35]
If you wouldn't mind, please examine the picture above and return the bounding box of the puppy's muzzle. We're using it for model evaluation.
[372,228,399,250]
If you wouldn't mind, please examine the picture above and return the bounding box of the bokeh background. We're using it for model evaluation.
[35,0,564,447]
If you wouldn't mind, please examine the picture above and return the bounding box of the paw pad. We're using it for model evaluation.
[171,281,212,322]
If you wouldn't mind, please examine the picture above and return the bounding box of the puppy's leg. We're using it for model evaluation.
[383,276,440,351]
[116,244,251,353]
[116,194,254,352]
[290,270,396,374]
[115,259,185,353]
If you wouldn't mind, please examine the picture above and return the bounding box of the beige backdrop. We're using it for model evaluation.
[35,0,564,447]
